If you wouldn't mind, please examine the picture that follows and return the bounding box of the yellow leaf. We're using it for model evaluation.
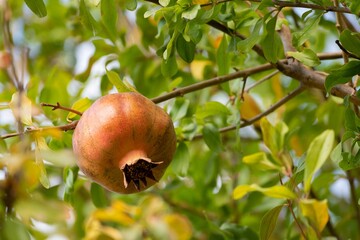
[9,92,33,125]
[290,135,304,156]
[93,200,137,226]
[190,60,212,80]
[192,0,209,4]
[300,199,329,234]
[243,152,281,170]
[164,214,192,240]
[262,185,296,199]
[233,185,256,200]
[233,184,296,200]
[240,92,262,126]
[34,136,50,188]
[67,97,91,120]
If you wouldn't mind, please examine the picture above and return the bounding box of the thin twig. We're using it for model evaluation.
[0,121,78,140]
[200,0,232,8]
[41,102,83,116]
[246,70,279,92]
[272,0,352,14]
[346,170,360,233]
[240,76,247,101]
[279,174,307,240]
[335,40,360,60]
[191,85,305,140]
[151,63,275,103]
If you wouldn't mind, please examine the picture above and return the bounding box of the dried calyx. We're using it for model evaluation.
[121,158,163,191]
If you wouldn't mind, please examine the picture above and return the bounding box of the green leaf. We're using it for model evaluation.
[287,49,320,67]
[106,70,132,92]
[126,0,138,11]
[182,4,201,20]
[4,217,31,240]
[300,199,329,234]
[217,35,230,76]
[349,1,360,14]
[257,0,273,9]
[0,138,7,153]
[24,0,47,17]
[67,98,92,120]
[304,130,335,193]
[176,35,195,63]
[91,183,108,208]
[260,205,284,240]
[293,11,323,47]
[262,15,284,63]
[339,151,360,171]
[63,166,79,204]
[237,19,263,52]
[344,106,357,132]
[171,142,190,177]
[161,55,178,77]
[202,124,222,153]
[101,0,117,39]
[159,0,170,7]
[170,98,190,122]
[80,0,99,35]
[340,29,360,58]
[330,143,342,165]
[233,184,296,200]
[325,61,360,92]
[196,101,231,120]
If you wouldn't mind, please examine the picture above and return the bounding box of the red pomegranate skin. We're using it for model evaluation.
[72,92,177,194]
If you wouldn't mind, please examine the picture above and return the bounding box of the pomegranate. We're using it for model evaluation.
[72,92,177,194]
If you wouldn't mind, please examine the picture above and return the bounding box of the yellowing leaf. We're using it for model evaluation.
[164,214,192,240]
[190,60,212,80]
[260,118,288,160]
[67,97,91,120]
[233,184,296,200]
[192,0,209,4]
[290,135,304,156]
[262,186,296,199]
[240,92,262,126]
[243,152,280,170]
[93,200,138,226]
[233,185,255,199]
[34,137,50,188]
[106,70,132,93]
[304,130,335,193]
[9,92,33,125]
[15,197,70,224]
[300,199,329,233]
[85,216,124,240]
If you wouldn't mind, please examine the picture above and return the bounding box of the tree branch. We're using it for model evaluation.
[192,85,305,140]
[280,174,308,240]
[0,121,78,140]
[41,102,83,116]
[346,170,360,234]
[272,0,352,14]
[151,63,274,103]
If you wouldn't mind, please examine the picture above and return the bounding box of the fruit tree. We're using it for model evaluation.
[1,0,360,239]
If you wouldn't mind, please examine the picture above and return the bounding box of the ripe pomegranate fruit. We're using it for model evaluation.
[72,92,177,194]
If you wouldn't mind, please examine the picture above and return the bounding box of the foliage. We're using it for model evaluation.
[0,0,360,239]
